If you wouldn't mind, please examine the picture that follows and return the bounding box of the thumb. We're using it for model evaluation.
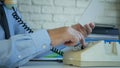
[79,33,86,49]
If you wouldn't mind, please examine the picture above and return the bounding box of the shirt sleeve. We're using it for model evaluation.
[0,29,51,68]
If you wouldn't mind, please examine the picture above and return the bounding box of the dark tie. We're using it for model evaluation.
[0,4,10,39]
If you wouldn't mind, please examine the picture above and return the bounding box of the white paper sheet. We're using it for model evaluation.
[79,0,104,26]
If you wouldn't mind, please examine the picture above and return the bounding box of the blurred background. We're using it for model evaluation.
[17,0,120,37]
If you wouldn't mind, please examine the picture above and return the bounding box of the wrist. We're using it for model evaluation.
[47,27,68,46]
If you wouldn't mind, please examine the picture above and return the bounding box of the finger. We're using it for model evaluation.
[89,22,95,29]
[64,32,79,46]
[84,24,92,35]
[72,24,88,37]
[71,24,80,31]
[79,33,86,48]
[64,42,77,46]
[64,39,78,46]
[80,38,86,49]
[78,26,88,37]
[66,27,86,46]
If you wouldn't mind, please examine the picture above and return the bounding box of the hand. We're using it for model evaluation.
[72,23,95,37]
[48,27,84,47]
[72,22,95,47]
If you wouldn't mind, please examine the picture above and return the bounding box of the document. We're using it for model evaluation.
[79,0,104,26]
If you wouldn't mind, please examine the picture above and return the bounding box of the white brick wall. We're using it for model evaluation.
[54,0,75,7]
[42,6,63,14]
[76,0,91,8]
[32,0,54,6]
[17,0,120,30]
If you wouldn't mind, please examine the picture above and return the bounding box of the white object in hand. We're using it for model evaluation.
[79,0,104,26]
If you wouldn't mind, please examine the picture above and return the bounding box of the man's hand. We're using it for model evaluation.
[48,23,95,47]
[48,27,84,47]
[72,23,95,37]
[72,22,95,47]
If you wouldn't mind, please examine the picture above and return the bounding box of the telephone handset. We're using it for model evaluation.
[12,7,64,56]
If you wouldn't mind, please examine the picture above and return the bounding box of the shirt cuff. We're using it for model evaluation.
[30,29,51,52]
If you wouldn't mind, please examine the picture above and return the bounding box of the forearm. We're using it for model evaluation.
[0,29,51,68]
[47,27,68,46]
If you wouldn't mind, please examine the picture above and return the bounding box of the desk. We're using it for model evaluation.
[20,61,120,68]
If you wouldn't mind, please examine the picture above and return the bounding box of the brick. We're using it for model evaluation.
[21,13,31,21]
[32,0,53,6]
[76,0,90,8]
[63,7,84,15]
[104,3,120,10]
[55,0,75,7]
[64,22,76,26]
[95,17,119,25]
[42,22,64,29]
[19,5,29,12]
[18,0,31,5]
[19,5,41,13]
[28,22,42,30]
[30,14,52,21]
[105,0,120,3]
[53,14,74,23]
[30,6,41,13]
[104,10,120,17]
[42,6,63,14]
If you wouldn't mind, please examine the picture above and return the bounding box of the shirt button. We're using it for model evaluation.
[42,45,46,49]
[18,55,22,59]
